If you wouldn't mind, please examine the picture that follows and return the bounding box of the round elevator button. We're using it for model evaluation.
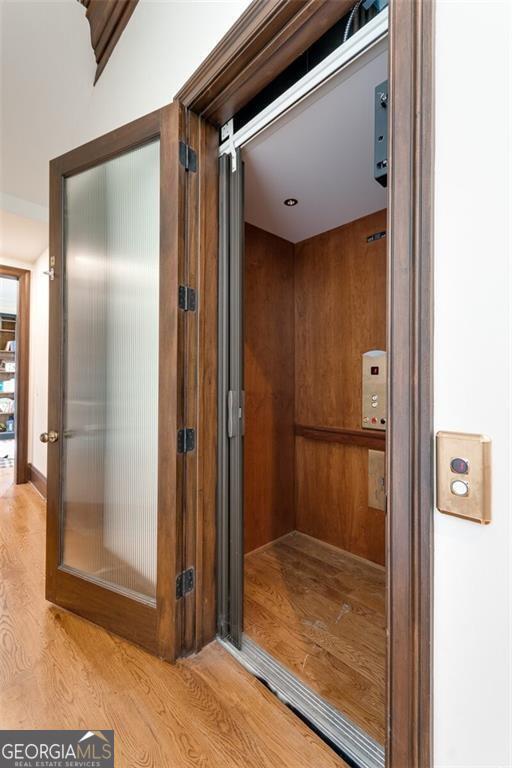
[450,479,469,497]
[450,457,469,474]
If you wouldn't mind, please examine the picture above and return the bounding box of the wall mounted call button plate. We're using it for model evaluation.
[436,431,491,524]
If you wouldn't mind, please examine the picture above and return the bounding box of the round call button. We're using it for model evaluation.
[450,457,469,475]
[450,479,469,497]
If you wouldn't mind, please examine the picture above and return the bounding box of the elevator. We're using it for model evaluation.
[217,17,389,768]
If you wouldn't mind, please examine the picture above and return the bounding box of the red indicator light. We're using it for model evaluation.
[450,457,469,475]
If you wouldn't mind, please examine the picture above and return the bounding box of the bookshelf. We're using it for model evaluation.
[0,313,16,441]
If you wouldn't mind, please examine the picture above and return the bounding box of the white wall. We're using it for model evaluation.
[28,250,49,475]
[1,0,252,209]
[0,256,32,271]
[434,2,511,767]
[77,0,251,147]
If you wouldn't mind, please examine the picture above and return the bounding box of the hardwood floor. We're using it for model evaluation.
[0,476,346,768]
[244,531,386,743]
[0,466,14,496]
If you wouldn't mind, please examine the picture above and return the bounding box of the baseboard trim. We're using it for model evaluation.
[28,462,47,499]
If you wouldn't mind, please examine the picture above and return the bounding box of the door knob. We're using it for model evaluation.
[40,431,59,443]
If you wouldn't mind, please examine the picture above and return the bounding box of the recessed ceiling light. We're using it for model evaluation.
[283,198,298,207]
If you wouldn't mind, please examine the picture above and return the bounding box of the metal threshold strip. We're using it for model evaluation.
[219,634,385,768]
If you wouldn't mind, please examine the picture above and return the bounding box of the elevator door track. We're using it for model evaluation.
[220,635,385,768]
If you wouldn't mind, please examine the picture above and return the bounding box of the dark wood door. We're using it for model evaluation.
[45,104,190,660]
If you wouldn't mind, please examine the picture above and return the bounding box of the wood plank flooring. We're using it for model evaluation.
[0,473,346,768]
[244,531,386,743]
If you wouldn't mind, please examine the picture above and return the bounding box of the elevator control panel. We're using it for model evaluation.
[362,350,387,431]
[436,431,492,524]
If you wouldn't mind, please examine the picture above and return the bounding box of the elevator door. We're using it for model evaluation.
[45,104,189,660]
[218,150,244,647]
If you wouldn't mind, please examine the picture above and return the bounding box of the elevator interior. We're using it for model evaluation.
[239,38,388,746]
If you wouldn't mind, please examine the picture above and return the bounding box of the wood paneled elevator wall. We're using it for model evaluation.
[244,209,387,565]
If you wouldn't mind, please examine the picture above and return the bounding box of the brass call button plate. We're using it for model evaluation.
[436,431,491,524]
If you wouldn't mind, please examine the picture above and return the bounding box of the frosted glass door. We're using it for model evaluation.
[61,140,160,602]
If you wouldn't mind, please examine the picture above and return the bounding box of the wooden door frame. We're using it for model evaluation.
[177,1,434,766]
[47,104,188,660]
[0,264,30,485]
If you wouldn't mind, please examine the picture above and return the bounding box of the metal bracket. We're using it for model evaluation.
[179,141,197,172]
[363,0,389,10]
[220,119,233,142]
[176,567,195,599]
[177,428,195,454]
[178,285,196,311]
[227,390,244,438]
[221,119,237,173]
[374,79,388,188]
[367,231,386,243]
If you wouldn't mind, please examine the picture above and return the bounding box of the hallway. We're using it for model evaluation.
[0,475,346,768]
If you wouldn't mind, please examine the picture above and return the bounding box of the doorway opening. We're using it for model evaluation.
[0,265,30,488]
[218,16,388,768]
[0,277,18,483]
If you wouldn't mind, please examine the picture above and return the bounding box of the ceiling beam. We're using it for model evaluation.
[79,0,139,84]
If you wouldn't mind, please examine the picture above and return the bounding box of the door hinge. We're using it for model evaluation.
[179,141,197,172]
[176,567,195,599]
[178,285,196,311]
[177,428,195,454]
